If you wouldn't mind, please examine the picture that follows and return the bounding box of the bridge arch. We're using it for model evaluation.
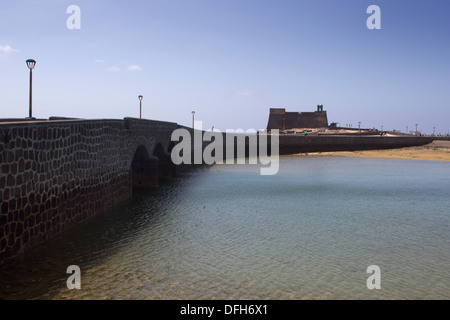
[153,142,176,180]
[153,142,165,159]
[167,141,175,153]
[131,145,159,187]
[167,141,177,177]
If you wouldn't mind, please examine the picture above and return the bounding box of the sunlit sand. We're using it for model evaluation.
[301,140,450,162]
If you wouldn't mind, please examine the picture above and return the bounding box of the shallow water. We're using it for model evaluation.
[0,156,449,299]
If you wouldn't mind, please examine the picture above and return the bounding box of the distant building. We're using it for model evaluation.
[266,105,328,130]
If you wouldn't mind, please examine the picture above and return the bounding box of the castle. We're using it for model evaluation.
[266,105,329,131]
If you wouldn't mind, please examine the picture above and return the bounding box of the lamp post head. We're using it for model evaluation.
[26,59,36,70]
[138,95,143,101]
[192,111,195,115]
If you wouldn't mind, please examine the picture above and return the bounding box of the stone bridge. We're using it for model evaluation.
[0,117,434,264]
[0,118,182,264]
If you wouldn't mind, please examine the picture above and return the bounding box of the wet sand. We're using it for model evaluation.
[302,140,450,162]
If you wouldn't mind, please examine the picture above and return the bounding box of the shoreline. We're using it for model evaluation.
[297,140,450,162]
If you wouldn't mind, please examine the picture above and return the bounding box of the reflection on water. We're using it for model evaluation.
[0,156,449,300]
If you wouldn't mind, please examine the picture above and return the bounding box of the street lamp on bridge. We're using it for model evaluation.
[26,59,36,118]
[192,110,195,129]
[138,95,143,119]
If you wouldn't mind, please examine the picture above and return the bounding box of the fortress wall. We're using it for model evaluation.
[266,113,285,130]
[296,112,328,129]
[278,135,434,154]
[431,136,450,141]
[266,108,329,130]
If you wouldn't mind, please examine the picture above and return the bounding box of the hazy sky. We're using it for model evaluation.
[1,0,449,134]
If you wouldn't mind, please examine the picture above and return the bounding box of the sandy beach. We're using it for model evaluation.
[303,140,450,162]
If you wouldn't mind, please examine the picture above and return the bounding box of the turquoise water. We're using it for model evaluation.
[0,155,449,299]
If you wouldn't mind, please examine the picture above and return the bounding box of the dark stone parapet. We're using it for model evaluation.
[431,136,450,141]
[278,134,434,154]
[0,118,177,264]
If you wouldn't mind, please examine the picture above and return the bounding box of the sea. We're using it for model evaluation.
[0,155,449,300]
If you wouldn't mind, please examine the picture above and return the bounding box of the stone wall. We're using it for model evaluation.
[278,134,434,154]
[266,107,328,130]
[0,118,177,264]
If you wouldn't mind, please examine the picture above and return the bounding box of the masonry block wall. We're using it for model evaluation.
[267,107,329,130]
[0,118,177,264]
[277,135,434,154]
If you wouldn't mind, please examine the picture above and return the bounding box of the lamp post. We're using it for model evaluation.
[406,126,408,134]
[26,59,36,118]
[191,110,195,129]
[433,127,436,136]
[358,121,361,134]
[138,95,143,119]
[415,124,418,136]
